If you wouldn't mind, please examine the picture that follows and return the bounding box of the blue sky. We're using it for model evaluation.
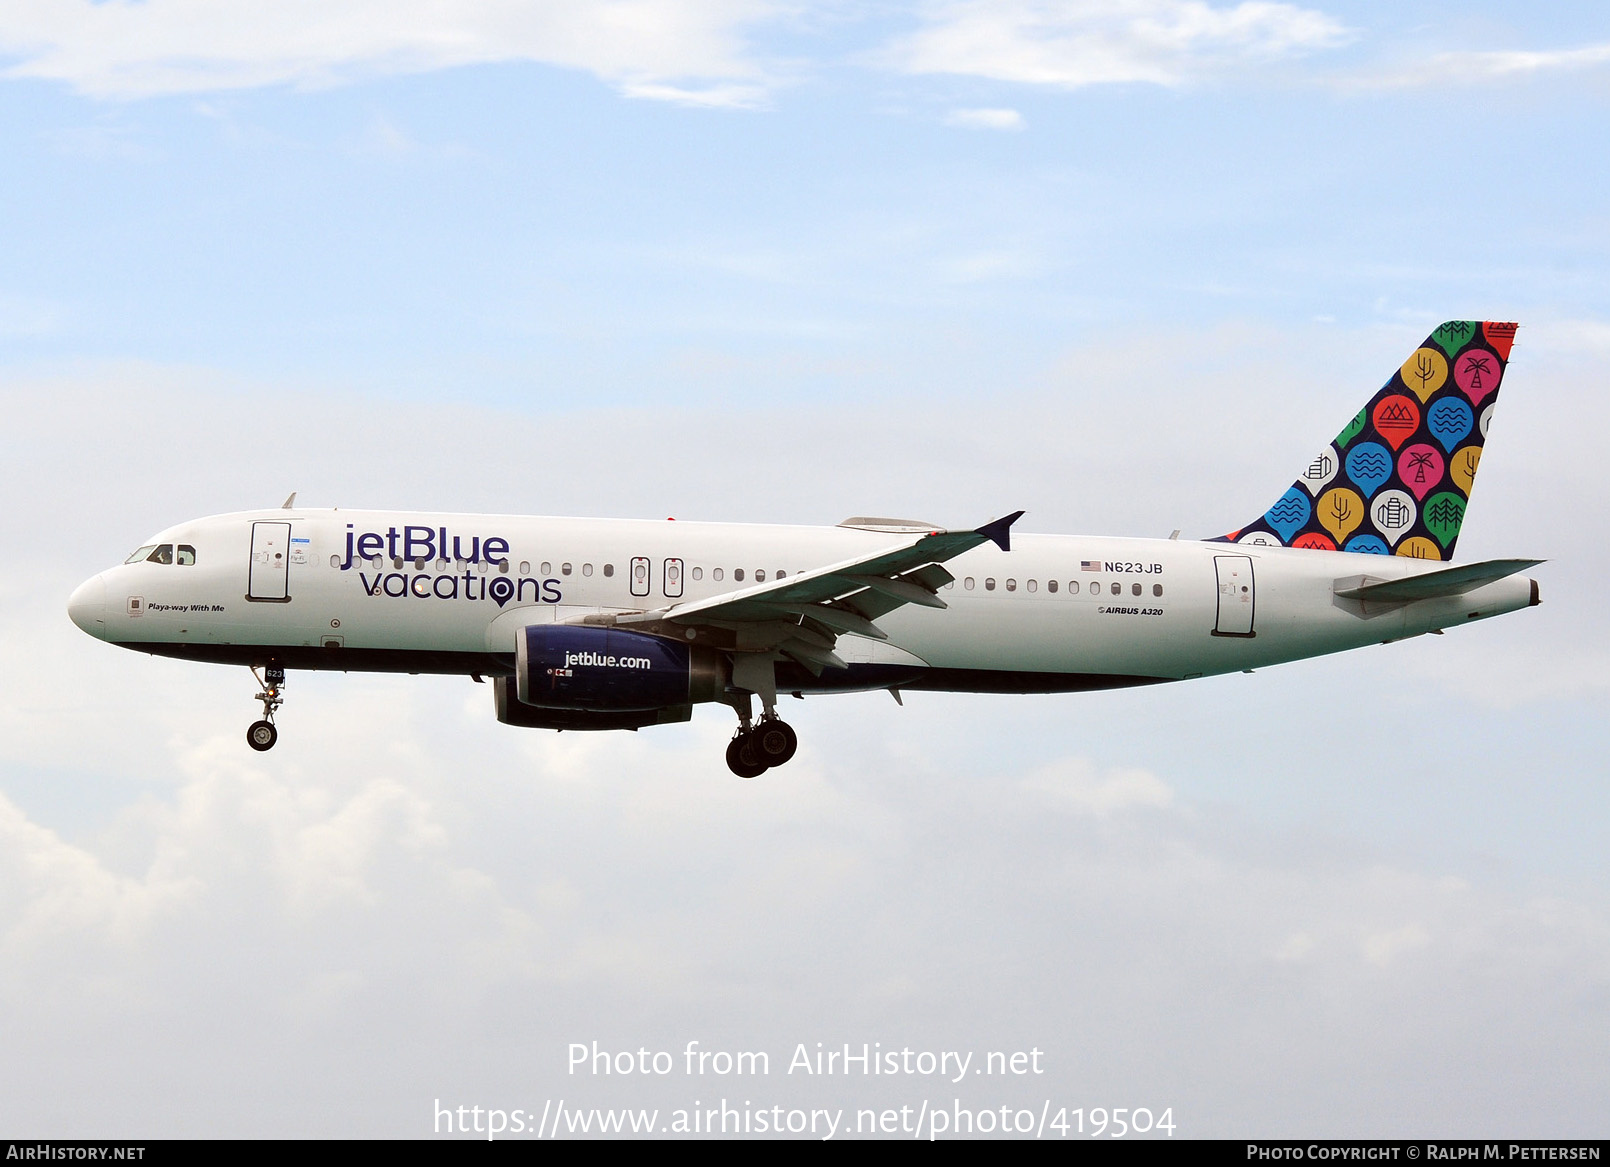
[2,0,1608,1138]
[7,1,1610,407]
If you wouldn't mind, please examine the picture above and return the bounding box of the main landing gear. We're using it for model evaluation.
[726,717,798,778]
[723,668,799,778]
[246,664,284,752]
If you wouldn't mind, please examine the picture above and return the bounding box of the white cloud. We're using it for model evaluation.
[1525,316,1610,355]
[944,106,1024,130]
[3,349,1606,1132]
[0,0,778,105]
[1356,41,1610,90]
[933,246,1042,282]
[2,669,1606,1132]
[0,293,64,338]
[885,0,1350,88]
[1022,755,1173,815]
[1361,922,1430,968]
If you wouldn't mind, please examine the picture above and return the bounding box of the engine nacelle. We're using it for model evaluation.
[513,624,725,712]
[494,678,692,730]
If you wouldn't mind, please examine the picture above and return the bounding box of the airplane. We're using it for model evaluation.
[67,320,1540,778]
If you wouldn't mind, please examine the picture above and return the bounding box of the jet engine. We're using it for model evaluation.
[495,625,726,729]
[493,678,694,730]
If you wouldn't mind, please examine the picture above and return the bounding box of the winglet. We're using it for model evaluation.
[976,510,1025,552]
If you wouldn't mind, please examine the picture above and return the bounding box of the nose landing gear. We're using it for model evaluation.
[246,664,284,752]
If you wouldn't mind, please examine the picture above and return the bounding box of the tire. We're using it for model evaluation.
[247,720,278,752]
[754,719,797,766]
[725,733,768,779]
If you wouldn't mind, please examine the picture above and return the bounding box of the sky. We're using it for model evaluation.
[2,0,1609,1140]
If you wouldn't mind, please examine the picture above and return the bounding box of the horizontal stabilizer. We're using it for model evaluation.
[1334,558,1541,604]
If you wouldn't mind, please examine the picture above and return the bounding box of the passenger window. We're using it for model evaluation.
[540,561,552,575]
[1027,579,1037,593]
[583,563,593,577]
[985,578,995,591]
[1153,584,1163,597]
[124,545,157,565]
[776,570,786,579]
[519,561,530,575]
[177,545,196,566]
[499,560,510,574]
[1089,581,1100,595]
[329,554,340,568]
[734,569,745,582]
[755,569,765,582]
[603,564,614,577]
[1131,583,1141,596]
[147,544,174,565]
[692,566,703,581]
[964,577,974,590]
[1110,582,1121,595]
[1047,580,1057,593]
[713,568,724,582]
[1005,579,1016,592]
[562,563,572,575]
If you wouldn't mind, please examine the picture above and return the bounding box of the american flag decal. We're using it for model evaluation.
[1081,560,1101,571]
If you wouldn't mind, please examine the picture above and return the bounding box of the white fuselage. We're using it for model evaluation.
[68,508,1537,695]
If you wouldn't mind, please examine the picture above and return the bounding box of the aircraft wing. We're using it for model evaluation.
[615,511,1023,672]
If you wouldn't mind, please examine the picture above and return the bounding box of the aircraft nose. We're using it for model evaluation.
[68,573,107,639]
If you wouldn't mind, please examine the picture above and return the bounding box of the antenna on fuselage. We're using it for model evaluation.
[281,492,297,509]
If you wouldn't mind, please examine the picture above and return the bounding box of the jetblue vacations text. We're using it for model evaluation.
[338,523,556,608]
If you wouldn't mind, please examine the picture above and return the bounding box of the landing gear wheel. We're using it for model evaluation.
[753,719,797,766]
[726,732,768,779]
[247,720,278,752]
[247,664,285,753]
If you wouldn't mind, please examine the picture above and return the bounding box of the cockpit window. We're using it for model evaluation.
[147,544,174,565]
[124,545,157,565]
[177,545,197,566]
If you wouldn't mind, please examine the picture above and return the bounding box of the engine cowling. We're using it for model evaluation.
[494,678,693,730]
[513,625,725,712]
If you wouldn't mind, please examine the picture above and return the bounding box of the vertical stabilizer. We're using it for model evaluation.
[1214,321,1516,561]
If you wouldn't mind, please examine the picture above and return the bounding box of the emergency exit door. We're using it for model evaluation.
[248,521,293,602]
[629,556,651,598]
[1213,555,1255,637]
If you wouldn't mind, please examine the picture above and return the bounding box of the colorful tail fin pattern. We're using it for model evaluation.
[1214,320,1516,562]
